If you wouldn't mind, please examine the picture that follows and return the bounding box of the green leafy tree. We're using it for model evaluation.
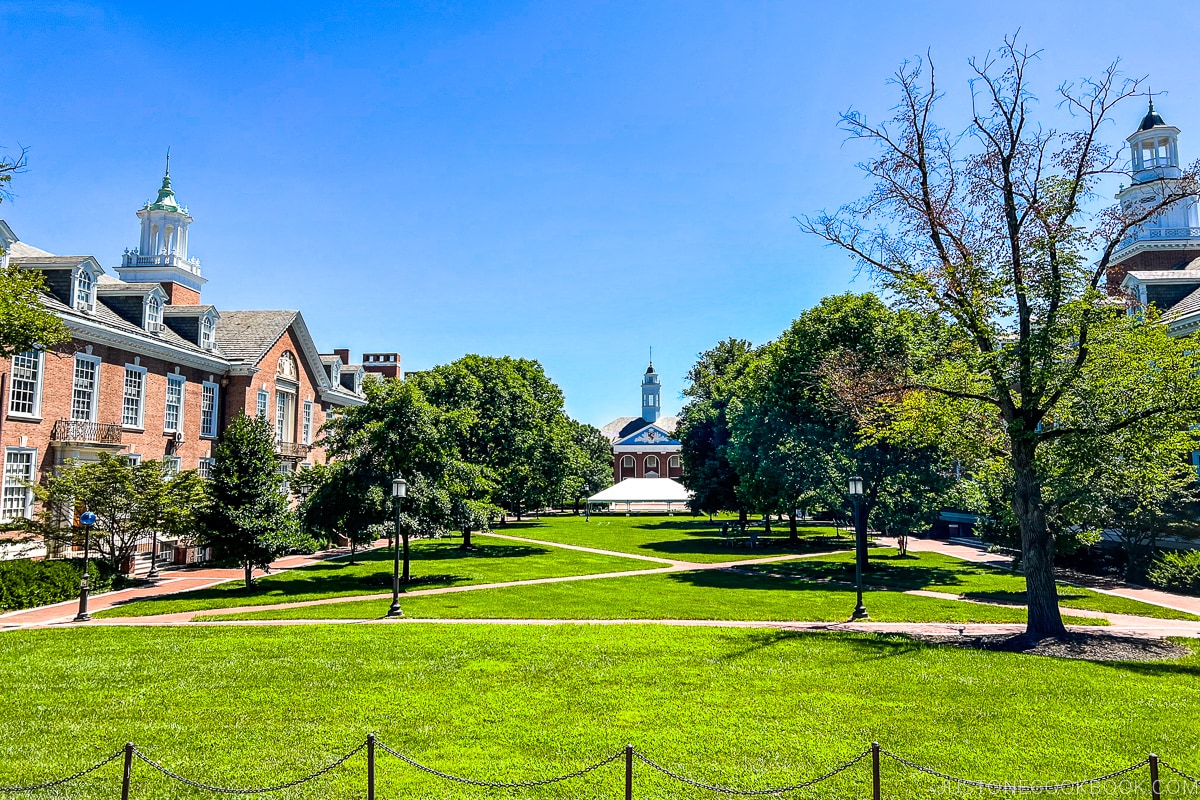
[33,454,204,574]
[802,40,1200,636]
[197,413,305,588]
[677,339,757,520]
[560,419,613,513]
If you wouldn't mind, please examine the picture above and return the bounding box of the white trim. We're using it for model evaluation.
[200,381,220,438]
[613,444,681,453]
[71,354,102,422]
[7,349,44,419]
[165,373,186,433]
[122,363,148,429]
[1,446,38,521]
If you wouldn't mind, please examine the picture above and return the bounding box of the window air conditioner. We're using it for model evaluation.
[173,431,185,444]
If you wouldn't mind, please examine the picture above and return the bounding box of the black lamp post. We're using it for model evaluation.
[584,482,592,522]
[848,476,869,620]
[388,473,408,618]
[74,510,97,622]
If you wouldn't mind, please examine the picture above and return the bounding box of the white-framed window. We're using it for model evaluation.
[145,294,163,331]
[71,355,101,422]
[199,315,216,350]
[197,457,215,480]
[330,360,341,384]
[256,388,270,419]
[1,448,36,521]
[123,453,142,466]
[302,400,313,445]
[644,455,660,476]
[74,268,95,312]
[201,381,219,438]
[122,365,146,428]
[165,374,185,433]
[162,456,181,477]
[8,349,43,417]
[275,390,296,442]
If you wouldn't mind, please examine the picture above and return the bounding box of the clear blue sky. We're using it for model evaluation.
[3,1,1199,427]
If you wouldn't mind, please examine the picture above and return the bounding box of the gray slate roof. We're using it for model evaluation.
[40,292,221,358]
[1124,270,1200,282]
[601,415,679,442]
[1167,286,1200,320]
[215,310,299,364]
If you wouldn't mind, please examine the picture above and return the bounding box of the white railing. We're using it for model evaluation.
[121,249,202,273]
[1117,226,1200,250]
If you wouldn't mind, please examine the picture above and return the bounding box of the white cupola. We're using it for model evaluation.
[641,361,661,423]
[1115,99,1199,239]
[116,153,206,302]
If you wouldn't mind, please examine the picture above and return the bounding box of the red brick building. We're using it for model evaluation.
[600,362,682,483]
[0,165,384,567]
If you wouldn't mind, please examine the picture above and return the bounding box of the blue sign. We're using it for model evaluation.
[80,511,97,526]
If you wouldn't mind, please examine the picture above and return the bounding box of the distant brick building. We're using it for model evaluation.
[0,162,393,567]
[600,362,682,483]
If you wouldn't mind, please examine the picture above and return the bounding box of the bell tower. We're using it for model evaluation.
[116,153,206,304]
[641,360,660,423]
[1108,98,1200,292]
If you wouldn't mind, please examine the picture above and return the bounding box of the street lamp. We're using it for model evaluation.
[848,476,869,620]
[388,473,408,618]
[74,510,97,622]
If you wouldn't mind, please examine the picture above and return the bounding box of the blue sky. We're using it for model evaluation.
[3,1,1199,426]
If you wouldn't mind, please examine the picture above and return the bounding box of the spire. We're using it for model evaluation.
[143,149,181,212]
[1139,96,1166,131]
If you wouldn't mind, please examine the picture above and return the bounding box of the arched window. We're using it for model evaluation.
[644,455,660,478]
[200,315,216,350]
[277,351,298,379]
[668,454,682,478]
[620,455,636,479]
[74,268,95,311]
[145,295,162,330]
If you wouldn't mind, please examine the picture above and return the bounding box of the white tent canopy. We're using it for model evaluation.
[586,477,692,510]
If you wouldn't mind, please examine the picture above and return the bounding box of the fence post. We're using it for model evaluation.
[121,742,134,800]
[625,744,633,800]
[1149,754,1160,800]
[871,742,881,800]
[367,734,375,800]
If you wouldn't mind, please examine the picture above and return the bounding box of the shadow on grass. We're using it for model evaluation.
[715,629,939,662]
[738,555,968,591]
[962,589,1099,607]
[103,543,551,612]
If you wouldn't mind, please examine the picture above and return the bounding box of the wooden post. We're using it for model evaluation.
[367,734,375,800]
[121,742,134,800]
[871,742,881,800]
[1149,753,1160,800]
[625,744,633,800]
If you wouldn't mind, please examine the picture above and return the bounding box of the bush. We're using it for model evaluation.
[0,558,114,611]
[1146,549,1200,596]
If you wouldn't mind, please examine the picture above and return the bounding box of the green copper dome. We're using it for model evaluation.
[142,152,184,212]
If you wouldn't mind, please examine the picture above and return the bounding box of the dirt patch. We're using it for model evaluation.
[911,632,1191,662]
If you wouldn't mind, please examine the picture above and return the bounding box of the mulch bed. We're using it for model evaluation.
[911,632,1191,662]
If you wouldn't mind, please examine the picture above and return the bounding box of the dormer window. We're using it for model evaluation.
[354,371,363,394]
[199,314,215,350]
[74,269,95,312]
[331,361,341,384]
[145,294,163,331]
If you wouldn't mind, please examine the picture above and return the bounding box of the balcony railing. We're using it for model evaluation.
[275,441,311,459]
[1117,226,1200,250]
[121,249,202,274]
[51,419,123,446]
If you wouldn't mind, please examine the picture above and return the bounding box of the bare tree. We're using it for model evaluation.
[803,37,1200,638]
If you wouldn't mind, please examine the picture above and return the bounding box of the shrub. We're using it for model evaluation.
[0,558,114,611]
[1146,549,1200,596]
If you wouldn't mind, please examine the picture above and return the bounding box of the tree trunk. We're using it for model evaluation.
[461,527,473,549]
[401,533,411,583]
[515,501,523,521]
[1012,438,1067,638]
[763,515,772,535]
[738,507,747,526]
[244,562,253,589]
[788,512,799,543]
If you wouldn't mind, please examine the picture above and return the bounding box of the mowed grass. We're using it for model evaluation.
[760,550,1200,621]
[0,626,1196,800]
[494,514,854,562]
[95,535,648,618]
[215,549,1099,624]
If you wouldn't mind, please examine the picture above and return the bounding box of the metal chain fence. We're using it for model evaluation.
[0,737,1195,797]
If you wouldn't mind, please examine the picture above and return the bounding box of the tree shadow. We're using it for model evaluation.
[714,629,941,662]
[753,556,966,590]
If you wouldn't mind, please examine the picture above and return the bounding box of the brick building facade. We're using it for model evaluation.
[0,165,389,567]
[600,362,682,484]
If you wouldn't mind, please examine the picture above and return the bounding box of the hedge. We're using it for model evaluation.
[1146,549,1200,597]
[0,558,114,612]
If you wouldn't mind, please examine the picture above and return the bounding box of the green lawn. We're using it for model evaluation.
[493,514,854,563]
[95,535,648,618]
[754,549,1200,621]
[0,626,1196,800]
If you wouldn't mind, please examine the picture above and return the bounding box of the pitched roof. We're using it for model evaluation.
[588,477,691,503]
[1123,269,1200,283]
[40,291,222,361]
[164,304,218,316]
[1167,286,1200,320]
[214,310,299,364]
[7,240,55,259]
[601,415,679,442]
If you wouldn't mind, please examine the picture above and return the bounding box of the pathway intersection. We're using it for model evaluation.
[4,529,1199,639]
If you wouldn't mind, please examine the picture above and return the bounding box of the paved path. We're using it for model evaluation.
[0,540,386,629]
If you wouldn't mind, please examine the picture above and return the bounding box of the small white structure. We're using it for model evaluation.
[586,477,692,515]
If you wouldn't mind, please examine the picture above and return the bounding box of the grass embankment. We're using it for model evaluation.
[215,549,1105,624]
[495,514,853,562]
[96,535,647,618]
[0,626,1196,800]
